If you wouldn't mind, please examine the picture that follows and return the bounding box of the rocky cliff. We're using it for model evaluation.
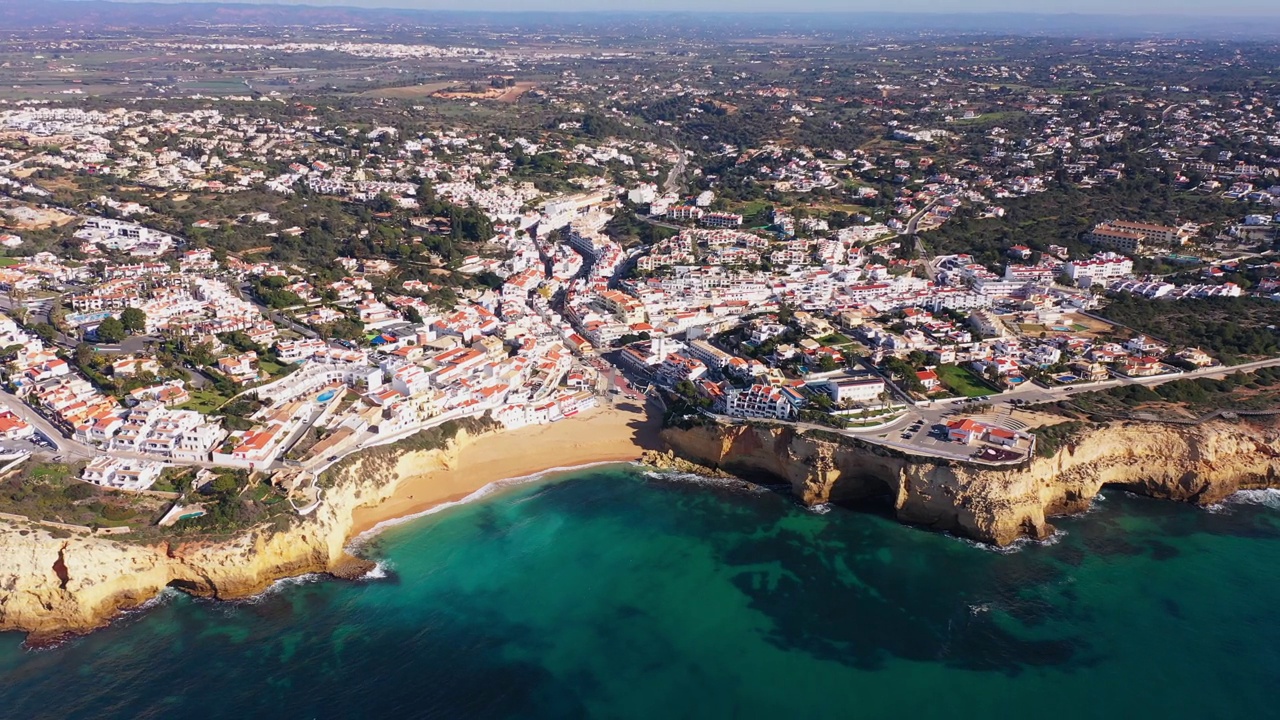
[0,429,479,645]
[659,419,1280,545]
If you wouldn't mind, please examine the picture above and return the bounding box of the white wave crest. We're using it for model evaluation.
[1207,488,1280,513]
[230,573,325,605]
[641,468,768,493]
[361,560,392,581]
[350,460,627,544]
[953,529,1064,554]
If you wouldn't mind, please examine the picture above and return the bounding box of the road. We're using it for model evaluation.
[0,390,93,458]
[640,215,686,233]
[1136,102,1185,153]
[238,283,319,339]
[904,199,938,236]
[878,355,1280,456]
[663,142,687,196]
[701,355,1280,465]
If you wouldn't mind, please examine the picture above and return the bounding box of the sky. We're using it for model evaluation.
[84,0,1280,15]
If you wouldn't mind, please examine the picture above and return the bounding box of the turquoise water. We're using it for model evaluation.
[317,389,337,403]
[1,465,1278,719]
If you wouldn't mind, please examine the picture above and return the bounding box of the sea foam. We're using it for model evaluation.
[360,561,392,581]
[640,468,771,493]
[953,529,1065,555]
[1206,488,1280,513]
[350,460,627,544]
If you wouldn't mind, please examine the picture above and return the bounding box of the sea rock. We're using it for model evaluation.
[638,449,734,478]
[659,419,1280,546]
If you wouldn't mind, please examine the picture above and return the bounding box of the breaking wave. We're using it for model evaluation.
[351,460,626,544]
[953,529,1065,555]
[1206,488,1280,513]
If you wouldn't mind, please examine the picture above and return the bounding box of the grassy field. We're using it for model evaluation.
[258,358,293,378]
[935,363,995,397]
[817,332,854,346]
[178,386,234,414]
[0,257,21,267]
[361,81,455,99]
[733,199,771,218]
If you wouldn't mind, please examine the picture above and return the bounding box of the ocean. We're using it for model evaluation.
[1,464,1277,719]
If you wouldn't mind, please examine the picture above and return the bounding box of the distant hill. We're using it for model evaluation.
[3,1,1279,39]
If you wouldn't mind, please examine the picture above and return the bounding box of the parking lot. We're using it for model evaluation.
[0,432,57,458]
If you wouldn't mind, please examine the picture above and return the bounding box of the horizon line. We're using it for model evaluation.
[47,0,1280,18]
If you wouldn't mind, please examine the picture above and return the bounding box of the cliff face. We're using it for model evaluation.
[660,419,1280,545]
[0,429,477,645]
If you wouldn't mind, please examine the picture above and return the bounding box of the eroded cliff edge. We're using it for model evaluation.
[0,428,480,645]
[658,419,1280,545]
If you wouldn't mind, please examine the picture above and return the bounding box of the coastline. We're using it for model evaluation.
[5,400,1280,643]
[0,400,662,643]
[349,400,662,537]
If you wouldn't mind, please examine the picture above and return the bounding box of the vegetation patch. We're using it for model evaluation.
[935,363,995,397]
[1031,421,1090,458]
[1099,295,1280,364]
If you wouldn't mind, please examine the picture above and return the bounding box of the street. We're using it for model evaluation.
[699,354,1280,466]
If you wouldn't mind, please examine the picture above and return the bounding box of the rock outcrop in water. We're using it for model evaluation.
[0,429,480,645]
[658,419,1280,545]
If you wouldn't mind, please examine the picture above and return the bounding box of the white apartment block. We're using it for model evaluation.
[1065,252,1134,287]
[725,384,796,420]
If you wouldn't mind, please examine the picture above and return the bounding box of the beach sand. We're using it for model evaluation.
[350,400,663,535]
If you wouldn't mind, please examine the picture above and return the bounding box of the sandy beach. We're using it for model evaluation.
[350,401,663,535]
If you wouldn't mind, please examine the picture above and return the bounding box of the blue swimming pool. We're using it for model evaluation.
[1056,374,1079,384]
[317,389,337,403]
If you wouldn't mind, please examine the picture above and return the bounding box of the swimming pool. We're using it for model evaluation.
[316,389,337,403]
[1056,374,1079,383]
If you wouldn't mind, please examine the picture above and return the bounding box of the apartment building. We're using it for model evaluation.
[81,456,165,491]
[701,212,744,229]
[1103,220,1190,246]
[818,375,886,404]
[725,384,796,420]
[1065,252,1134,287]
[655,353,708,388]
[1086,225,1146,254]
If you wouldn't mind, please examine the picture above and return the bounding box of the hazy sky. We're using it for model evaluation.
[90,0,1280,14]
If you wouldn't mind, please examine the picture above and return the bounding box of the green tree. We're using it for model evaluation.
[210,474,240,496]
[96,317,125,344]
[120,307,147,334]
[30,323,57,344]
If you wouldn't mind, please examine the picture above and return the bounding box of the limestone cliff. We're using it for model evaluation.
[0,428,479,645]
[659,419,1280,545]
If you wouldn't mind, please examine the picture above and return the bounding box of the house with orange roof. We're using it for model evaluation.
[985,426,1024,448]
[0,411,33,440]
[947,418,985,445]
[217,351,260,385]
[917,369,941,392]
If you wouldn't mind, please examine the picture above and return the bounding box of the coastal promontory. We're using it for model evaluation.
[656,417,1280,545]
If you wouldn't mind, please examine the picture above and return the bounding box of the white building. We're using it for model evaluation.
[819,376,886,404]
[725,384,796,420]
[1065,252,1134,287]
